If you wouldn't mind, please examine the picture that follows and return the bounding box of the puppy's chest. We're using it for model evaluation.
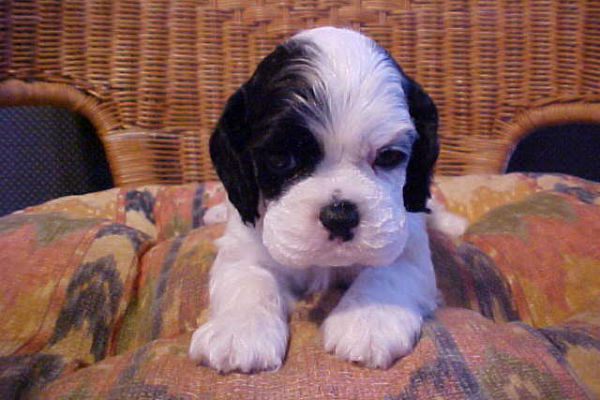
[286,265,364,298]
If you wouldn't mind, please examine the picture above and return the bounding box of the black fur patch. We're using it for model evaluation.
[212,35,438,223]
[210,39,323,224]
[380,49,439,213]
[401,73,439,213]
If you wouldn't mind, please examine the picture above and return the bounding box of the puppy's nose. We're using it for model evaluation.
[319,200,360,242]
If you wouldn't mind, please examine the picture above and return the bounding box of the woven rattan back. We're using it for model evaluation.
[2,0,599,185]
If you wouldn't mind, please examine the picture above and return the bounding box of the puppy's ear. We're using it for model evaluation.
[402,75,439,213]
[209,87,260,225]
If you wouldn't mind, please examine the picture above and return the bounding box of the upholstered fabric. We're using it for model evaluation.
[432,173,600,327]
[0,173,598,399]
[40,309,592,399]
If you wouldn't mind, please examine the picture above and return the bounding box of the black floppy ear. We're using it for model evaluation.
[209,87,260,225]
[402,75,439,213]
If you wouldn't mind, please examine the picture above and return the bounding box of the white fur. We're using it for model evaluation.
[203,202,228,225]
[189,27,438,373]
[427,198,469,238]
[322,215,437,368]
[262,162,408,268]
[294,27,415,162]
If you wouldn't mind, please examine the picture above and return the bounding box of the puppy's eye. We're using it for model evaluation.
[374,147,408,169]
[265,152,297,174]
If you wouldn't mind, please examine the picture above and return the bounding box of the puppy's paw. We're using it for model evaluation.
[189,312,288,373]
[322,304,423,369]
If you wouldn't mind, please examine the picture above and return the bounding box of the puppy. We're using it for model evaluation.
[189,26,439,373]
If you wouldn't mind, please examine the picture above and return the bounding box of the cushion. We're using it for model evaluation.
[0,173,598,399]
[0,213,153,398]
[20,182,226,241]
[433,174,600,328]
[40,308,590,399]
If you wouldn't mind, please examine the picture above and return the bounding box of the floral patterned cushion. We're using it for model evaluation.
[20,182,226,241]
[0,213,152,397]
[0,173,597,399]
[41,308,591,400]
[432,174,600,328]
[431,173,600,224]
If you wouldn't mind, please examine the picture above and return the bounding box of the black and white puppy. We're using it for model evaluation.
[189,26,439,373]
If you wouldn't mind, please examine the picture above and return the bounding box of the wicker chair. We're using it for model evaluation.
[1,3,600,399]
[2,0,599,187]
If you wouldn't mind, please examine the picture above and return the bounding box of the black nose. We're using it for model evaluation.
[319,200,360,242]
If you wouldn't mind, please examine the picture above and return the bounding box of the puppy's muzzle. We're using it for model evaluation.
[319,200,360,242]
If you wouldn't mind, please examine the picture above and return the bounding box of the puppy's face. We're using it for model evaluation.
[210,27,438,268]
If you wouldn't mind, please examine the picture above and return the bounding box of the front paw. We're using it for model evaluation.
[189,312,288,373]
[322,304,423,369]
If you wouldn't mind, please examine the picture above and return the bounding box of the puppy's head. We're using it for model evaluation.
[210,27,438,268]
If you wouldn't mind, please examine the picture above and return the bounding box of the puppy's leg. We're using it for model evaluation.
[189,229,290,373]
[322,214,437,369]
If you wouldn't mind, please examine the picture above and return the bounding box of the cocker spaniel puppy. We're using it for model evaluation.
[189,26,439,373]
